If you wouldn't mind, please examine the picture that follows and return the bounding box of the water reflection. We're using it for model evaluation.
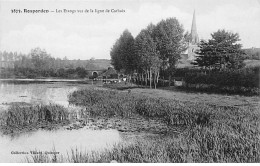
[0,80,87,111]
[0,128,121,163]
[0,79,119,163]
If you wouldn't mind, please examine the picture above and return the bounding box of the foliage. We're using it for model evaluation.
[0,49,107,79]
[103,82,140,90]
[153,18,188,72]
[69,88,137,117]
[110,30,137,74]
[30,48,53,70]
[68,88,258,127]
[134,24,162,88]
[193,29,246,69]
[31,88,260,163]
[0,104,69,127]
[110,18,189,88]
[180,67,260,95]
[29,123,260,163]
[243,48,260,60]
[11,67,90,79]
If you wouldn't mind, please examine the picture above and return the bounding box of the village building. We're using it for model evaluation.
[177,10,200,68]
[101,66,119,79]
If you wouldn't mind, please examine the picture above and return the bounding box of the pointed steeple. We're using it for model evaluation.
[191,10,199,44]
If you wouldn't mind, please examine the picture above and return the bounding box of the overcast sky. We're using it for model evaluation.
[0,0,259,60]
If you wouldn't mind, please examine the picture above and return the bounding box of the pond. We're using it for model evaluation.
[0,79,100,111]
[0,128,121,163]
[0,79,122,163]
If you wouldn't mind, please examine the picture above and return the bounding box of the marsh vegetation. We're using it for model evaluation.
[32,88,258,163]
[0,82,259,163]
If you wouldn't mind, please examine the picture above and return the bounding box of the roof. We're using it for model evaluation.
[102,67,118,76]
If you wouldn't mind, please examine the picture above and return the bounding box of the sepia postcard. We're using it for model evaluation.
[0,0,259,163]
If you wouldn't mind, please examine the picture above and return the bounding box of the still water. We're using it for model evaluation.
[0,79,121,163]
[0,79,96,110]
[0,128,121,162]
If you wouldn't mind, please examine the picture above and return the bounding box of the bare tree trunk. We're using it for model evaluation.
[156,71,159,89]
[145,70,148,87]
[142,73,144,86]
[137,73,139,85]
[163,76,164,86]
[169,75,171,87]
[138,74,140,85]
[149,68,152,89]
[129,75,132,84]
[154,72,157,89]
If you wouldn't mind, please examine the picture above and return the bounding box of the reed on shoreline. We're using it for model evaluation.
[65,88,260,163]
[28,124,260,163]
[0,104,70,132]
[1,88,259,162]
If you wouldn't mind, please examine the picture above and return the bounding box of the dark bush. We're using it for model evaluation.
[174,67,260,95]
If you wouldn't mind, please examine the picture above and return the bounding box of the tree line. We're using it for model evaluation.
[110,17,251,89]
[110,18,190,89]
[0,48,103,79]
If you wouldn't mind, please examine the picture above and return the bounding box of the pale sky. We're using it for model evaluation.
[0,0,260,60]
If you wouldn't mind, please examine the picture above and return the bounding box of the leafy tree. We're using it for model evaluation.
[76,67,87,78]
[30,48,52,70]
[135,24,161,88]
[57,68,67,78]
[110,30,136,75]
[152,18,189,85]
[2,51,8,61]
[193,29,245,69]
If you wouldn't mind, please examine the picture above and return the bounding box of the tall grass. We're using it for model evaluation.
[69,88,137,117]
[68,88,260,127]
[28,126,260,163]
[65,88,260,162]
[103,82,140,90]
[0,104,69,128]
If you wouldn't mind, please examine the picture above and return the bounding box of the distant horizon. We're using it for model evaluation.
[1,46,260,61]
[1,0,260,60]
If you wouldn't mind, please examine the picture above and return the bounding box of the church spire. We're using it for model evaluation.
[191,10,199,44]
[187,10,199,60]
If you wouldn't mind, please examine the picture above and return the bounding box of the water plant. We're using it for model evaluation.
[0,104,69,129]
[64,88,260,163]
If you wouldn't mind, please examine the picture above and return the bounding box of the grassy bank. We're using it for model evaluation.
[68,88,259,126]
[0,104,70,135]
[2,87,257,162]
[103,82,141,90]
[29,124,260,163]
[65,88,260,162]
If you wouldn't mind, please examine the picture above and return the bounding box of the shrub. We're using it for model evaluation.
[175,67,260,95]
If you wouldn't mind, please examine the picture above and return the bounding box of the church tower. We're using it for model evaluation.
[187,10,199,60]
